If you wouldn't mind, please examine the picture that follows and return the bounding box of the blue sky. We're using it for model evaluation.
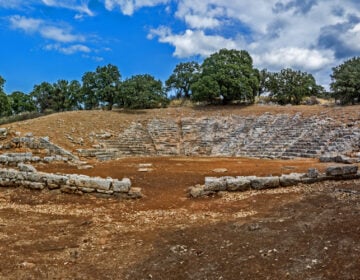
[1,0,360,93]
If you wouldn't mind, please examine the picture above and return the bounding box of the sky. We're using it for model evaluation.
[0,0,360,94]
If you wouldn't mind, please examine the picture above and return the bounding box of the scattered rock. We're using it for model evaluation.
[212,168,228,173]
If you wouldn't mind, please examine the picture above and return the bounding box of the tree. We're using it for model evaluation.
[0,76,11,117]
[31,82,55,113]
[8,91,36,114]
[52,80,82,111]
[81,64,121,110]
[266,68,322,105]
[165,61,200,98]
[120,74,168,109]
[331,57,360,104]
[191,49,259,104]
[81,71,99,110]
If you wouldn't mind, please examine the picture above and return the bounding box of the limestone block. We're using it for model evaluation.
[22,172,43,182]
[44,173,68,186]
[31,156,41,162]
[0,168,20,179]
[326,165,358,176]
[279,173,302,187]
[226,177,251,191]
[18,163,37,173]
[113,178,131,193]
[79,187,95,193]
[60,185,78,193]
[307,168,319,178]
[250,177,280,190]
[204,177,228,191]
[68,174,111,191]
[342,165,358,175]
[189,185,213,198]
[43,156,55,163]
[127,187,142,199]
[24,181,45,190]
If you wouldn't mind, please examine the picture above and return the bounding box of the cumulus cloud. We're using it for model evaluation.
[149,27,237,57]
[104,0,169,15]
[256,47,334,71]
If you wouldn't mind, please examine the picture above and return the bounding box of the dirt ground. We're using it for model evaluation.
[0,157,359,279]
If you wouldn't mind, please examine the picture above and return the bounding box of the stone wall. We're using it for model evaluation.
[189,165,360,197]
[78,113,360,161]
[0,164,141,199]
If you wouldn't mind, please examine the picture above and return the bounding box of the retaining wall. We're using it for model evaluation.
[189,165,360,197]
[0,164,141,199]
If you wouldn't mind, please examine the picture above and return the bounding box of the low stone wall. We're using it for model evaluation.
[189,165,360,197]
[0,164,141,199]
[0,152,69,165]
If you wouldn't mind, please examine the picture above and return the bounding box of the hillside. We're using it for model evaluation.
[1,104,359,152]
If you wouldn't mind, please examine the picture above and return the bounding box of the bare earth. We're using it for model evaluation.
[0,105,359,279]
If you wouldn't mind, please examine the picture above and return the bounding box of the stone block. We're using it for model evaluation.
[226,177,251,191]
[68,175,111,191]
[326,165,358,176]
[326,166,343,176]
[113,178,131,193]
[127,187,142,199]
[342,165,358,175]
[250,177,280,190]
[189,185,214,198]
[204,177,228,191]
[280,173,303,187]
[307,168,319,178]
[18,163,37,173]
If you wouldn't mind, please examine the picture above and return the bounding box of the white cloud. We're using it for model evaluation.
[42,0,94,16]
[9,15,85,43]
[255,48,334,71]
[104,0,169,15]
[40,26,85,42]
[44,43,91,54]
[149,27,237,57]
[9,15,43,32]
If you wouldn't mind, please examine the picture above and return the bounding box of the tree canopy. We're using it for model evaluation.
[81,64,121,110]
[165,61,200,99]
[121,74,168,109]
[330,56,360,104]
[8,91,36,114]
[0,77,11,117]
[192,49,259,104]
[265,68,323,105]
